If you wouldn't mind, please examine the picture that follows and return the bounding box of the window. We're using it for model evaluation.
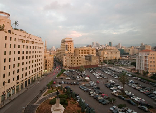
[4,66,6,70]
[3,74,5,78]
[8,72,10,76]
[13,71,15,74]
[14,57,15,61]
[4,58,6,63]
[14,38,16,41]
[22,51,24,54]
[14,44,16,48]
[10,44,11,48]
[14,51,15,54]
[13,64,15,68]
[9,51,11,55]
[8,79,10,83]
[3,81,5,86]
[10,37,12,41]
[9,65,10,69]
[4,51,6,55]
[17,63,20,67]
[18,45,20,48]
[17,75,19,80]
[17,69,19,73]
[9,58,11,62]
[5,36,7,40]
[5,43,7,48]
[18,57,20,60]
[18,51,20,54]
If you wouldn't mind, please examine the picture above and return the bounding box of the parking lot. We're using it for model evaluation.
[55,67,156,113]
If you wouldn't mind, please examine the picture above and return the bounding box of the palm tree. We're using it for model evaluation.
[12,21,19,28]
[119,72,128,93]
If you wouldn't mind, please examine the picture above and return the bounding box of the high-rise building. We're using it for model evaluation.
[0,11,44,104]
[109,42,112,47]
[136,49,156,76]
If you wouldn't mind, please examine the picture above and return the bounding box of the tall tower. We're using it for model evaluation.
[109,42,112,47]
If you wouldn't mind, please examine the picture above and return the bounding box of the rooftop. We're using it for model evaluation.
[140,49,155,52]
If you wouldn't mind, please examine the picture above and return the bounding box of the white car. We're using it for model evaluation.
[66,77,70,80]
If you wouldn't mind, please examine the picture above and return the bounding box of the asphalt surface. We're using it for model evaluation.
[57,68,156,113]
[0,67,60,113]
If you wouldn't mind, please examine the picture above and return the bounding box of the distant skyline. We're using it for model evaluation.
[0,0,156,47]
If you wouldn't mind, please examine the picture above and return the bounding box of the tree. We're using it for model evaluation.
[119,72,128,93]
[12,21,19,28]
[79,66,85,73]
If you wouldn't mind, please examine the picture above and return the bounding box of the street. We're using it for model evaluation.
[0,68,60,113]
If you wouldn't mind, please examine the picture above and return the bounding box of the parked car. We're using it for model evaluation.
[138,105,148,112]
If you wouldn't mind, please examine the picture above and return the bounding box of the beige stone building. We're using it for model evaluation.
[98,49,120,62]
[124,46,139,55]
[56,38,99,68]
[136,49,156,76]
[44,41,54,73]
[0,11,44,104]
[74,47,96,57]
[140,43,151,51]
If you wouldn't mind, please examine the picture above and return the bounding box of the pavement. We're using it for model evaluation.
[0,67,60,113]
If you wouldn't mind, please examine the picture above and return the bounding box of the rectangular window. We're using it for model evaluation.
[4,66,6,70]
[17,63,20,67]
[4,58,6,63]
[18,51,20,54]
[10,44,11,48]
[18,45,20,48]
[14,44,16,48]
[10,37,12,41]
[5,36,7,40]
[9,51,11,55]
[13,64,15,68]
[3,74,5,78]
[5,43,7,48]
[14,38,16,41]
[9,58,11,62]
[18,57,20,60]
[4,51,6,55]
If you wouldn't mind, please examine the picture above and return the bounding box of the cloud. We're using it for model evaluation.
[0,0,156,47]
[67,31,82,38]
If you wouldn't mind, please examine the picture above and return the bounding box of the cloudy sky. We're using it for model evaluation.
[0,0,156,47]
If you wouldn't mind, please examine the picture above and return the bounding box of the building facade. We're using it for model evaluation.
[44,41,54,73]
[56,38,99,68]
[98,49,120,62]
[136,49,156,76]
[0,11,44,104]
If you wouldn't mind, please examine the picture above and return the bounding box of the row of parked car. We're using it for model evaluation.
[105,82,150,112]
[128,80,156,102]
[110,105,137,113]
[79,84,111,105]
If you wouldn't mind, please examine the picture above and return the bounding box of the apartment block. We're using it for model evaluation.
[136,49,156,76]
[0,11,44,104]
[98,49,120,62]
[57,38,99,68]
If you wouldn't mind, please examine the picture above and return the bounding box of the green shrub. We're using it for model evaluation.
[49,98,56,105]
[118,104,126,108]
[59,94,67,99]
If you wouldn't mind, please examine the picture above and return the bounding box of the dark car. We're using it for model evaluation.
[118,95,125,100]
[138,105,148,112]
[127,99,136,105]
